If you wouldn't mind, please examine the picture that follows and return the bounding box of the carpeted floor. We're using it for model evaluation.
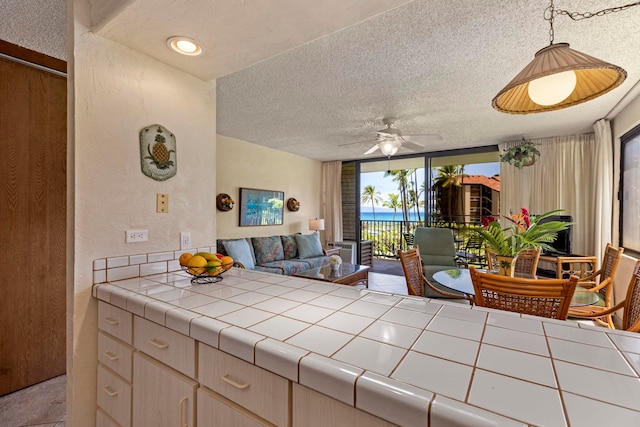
[370,258,404,276]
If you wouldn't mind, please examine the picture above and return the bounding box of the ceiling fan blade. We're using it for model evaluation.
[364,144,380,155]
[402,141,425,152]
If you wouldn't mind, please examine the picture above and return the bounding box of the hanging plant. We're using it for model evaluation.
[500,138,540,169]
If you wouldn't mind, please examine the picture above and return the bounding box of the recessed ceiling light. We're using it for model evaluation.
[167,36,203,56]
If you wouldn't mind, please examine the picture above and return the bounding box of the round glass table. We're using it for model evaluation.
[432,268,599,307]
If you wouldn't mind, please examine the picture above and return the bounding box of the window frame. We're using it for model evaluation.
[619,124,640,257]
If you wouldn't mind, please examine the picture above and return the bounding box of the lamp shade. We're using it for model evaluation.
[309,218,325,232]
[492,43,626,114]
[379,139,401,157]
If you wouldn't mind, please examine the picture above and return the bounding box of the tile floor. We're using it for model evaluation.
[0,374,66,427]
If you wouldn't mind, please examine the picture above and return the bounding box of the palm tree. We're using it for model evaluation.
[384,169,411,224]
[433,165,467,223]
[361,185,382,219]
[383,193,402,220]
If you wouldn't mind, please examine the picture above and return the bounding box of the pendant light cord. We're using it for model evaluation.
[544,0,640,45]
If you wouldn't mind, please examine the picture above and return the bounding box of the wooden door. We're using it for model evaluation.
[0,41,67,396]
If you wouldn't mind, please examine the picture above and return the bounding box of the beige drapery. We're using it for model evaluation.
[499,128,614,265]
[322,161,342,246]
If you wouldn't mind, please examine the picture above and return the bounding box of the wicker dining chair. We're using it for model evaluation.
[567,243,624,328]
[575,260,640,332]
[514,248,541,276]
[469,266,579,320]
[398,247,470,300]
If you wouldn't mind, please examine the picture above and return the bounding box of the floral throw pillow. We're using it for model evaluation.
[252,236,285,265]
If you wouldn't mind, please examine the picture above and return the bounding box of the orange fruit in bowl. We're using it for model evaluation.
[179,252,193,266]
[221,256,234,270]
[186,255,207,275]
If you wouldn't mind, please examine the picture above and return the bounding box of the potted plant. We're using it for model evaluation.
[462,209,571,276]
[500,138,540,169]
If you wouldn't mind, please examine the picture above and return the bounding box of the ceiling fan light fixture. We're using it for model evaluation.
[379,139,401,157]
[167,36,203,56]
[493,43,626,114]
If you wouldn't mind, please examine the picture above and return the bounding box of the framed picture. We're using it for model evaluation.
[239,188,284,227]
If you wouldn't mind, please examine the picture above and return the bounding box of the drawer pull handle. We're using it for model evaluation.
[104,317,120,326]
[178,396,188,427]
[102,385,118,397]
[149,338,169,349]
[103,351,119,361]
[222,374,250,390]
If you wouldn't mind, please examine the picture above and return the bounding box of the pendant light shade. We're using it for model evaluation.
[492,43,626,114]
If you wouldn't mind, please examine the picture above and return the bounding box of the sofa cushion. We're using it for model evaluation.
[252,236,284,265]
[261,259,313,275]
[222,239,255,270]
[281,234,299,259]
[295,233,324,258]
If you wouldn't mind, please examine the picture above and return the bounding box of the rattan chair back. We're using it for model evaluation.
[397,247,425,296]
[469,267,578,320]
[514,249,541,276]
[622,262,640,332]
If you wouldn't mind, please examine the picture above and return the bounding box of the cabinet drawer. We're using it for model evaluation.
[96,408,121,427]
[199,344,290,427]
[98,301,132,344]
[97,364,131,427]
[198,387,272,427]
[134,316,195,378]
[98,331,133,381]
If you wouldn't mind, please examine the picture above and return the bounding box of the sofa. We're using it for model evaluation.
[216,233,330,275]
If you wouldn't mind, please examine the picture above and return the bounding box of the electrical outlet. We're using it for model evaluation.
[180,232,191,250]
[157,193,169,213]
[126,229,148,243]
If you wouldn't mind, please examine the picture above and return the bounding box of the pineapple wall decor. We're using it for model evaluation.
[140,124,177,181]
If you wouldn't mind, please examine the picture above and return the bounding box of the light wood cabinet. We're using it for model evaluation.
[293,384,397,427]
[98,301,132,344]
[198,386,274,427]
[96,364,131,427]
[133,352,197,427]
[134,316,195,377]
[199,343,290,426]
[98,331,133,382]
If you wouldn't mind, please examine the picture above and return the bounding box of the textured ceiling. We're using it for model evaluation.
[0,0,66,60]
[4,0,640,162]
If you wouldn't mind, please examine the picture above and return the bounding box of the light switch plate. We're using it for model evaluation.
[157,193,169,213]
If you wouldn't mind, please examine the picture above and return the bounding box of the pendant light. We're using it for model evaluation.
[492,0,635,114]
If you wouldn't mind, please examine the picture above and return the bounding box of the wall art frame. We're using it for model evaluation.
[239,188,284,227]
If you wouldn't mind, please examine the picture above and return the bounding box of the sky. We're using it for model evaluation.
[360,162,500,211]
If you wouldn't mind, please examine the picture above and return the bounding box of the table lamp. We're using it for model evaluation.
[309,218,325,233]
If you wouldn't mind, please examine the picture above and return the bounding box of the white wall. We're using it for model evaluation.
[216,135,323,239]
[70,3,216,424]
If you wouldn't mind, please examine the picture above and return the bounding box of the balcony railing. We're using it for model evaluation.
[360,217,488,267]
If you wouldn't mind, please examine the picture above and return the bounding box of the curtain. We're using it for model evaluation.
[322,161,342,245]
[499,132,610,261]
[592,119,615,262]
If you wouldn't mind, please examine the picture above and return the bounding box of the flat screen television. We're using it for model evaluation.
[536,214,573,255]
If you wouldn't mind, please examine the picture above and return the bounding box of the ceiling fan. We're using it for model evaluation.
[361,118,442,157]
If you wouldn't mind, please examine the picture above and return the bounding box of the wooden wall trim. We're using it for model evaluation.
[0,39,66,74]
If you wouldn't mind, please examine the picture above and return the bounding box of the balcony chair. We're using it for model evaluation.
[575,260,640,332]
[485,248,540,276]
[456,235,487,267]
[397,247,470,301]
[567,243,624,328]
[469,267,579,320]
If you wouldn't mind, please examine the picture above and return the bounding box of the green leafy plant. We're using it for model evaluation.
[462,209,571,257]
[500,139,540,169]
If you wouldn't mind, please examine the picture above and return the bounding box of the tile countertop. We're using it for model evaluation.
[93,261,640,427]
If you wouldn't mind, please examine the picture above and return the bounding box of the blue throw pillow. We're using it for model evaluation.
[222,239,255,269]
[295,233,324,258]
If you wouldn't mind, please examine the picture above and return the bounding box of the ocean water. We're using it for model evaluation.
[360,211,423,221]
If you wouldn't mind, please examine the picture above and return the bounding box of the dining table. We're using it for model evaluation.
[432,268,600,307]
